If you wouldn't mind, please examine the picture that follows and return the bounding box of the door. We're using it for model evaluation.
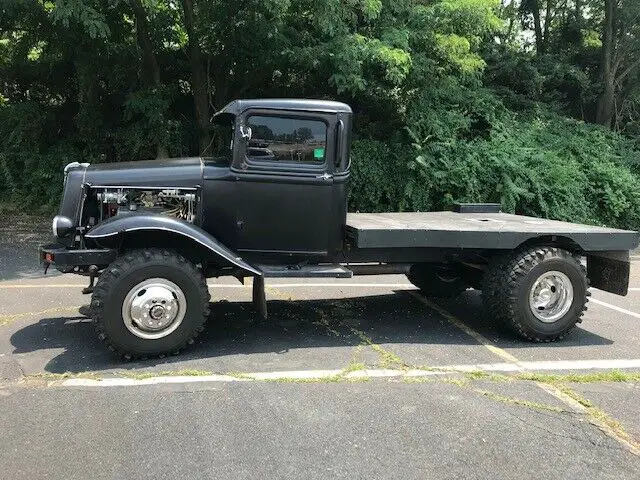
[232,110,337,261]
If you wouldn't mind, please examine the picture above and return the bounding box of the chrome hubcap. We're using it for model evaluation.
[529,271,574,323]
[122,278,186,339]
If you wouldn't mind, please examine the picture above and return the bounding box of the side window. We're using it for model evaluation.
[246,115,327,164]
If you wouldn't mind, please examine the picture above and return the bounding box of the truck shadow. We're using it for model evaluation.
[9,290,613,375]
[0,215,56,281]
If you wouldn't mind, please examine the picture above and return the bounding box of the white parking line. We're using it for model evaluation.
[60,358,640,387]
[263,283,414,289]
[590,298,640,319]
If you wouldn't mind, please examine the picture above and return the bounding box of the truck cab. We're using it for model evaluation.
[203,99,353,264]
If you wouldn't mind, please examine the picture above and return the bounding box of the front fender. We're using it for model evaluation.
[85,214,261,276]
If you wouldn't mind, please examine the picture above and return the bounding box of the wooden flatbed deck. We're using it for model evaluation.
[345,212,639,251]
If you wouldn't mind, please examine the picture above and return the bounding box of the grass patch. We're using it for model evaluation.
[517,370,640,384]
[473,388,566,413]
[348,326,407,369]
[259,374,370,384]
[343,361,367,374]
[370,344,406,369]
[555,384,593,408]
[413,365,442,372]
[27,371,102,381]
[117,369,214,380]
[464,371,512,382]
[402,376,438,384]
[165,369,213,377]
[442,377,470,387]
[228,366,371,383]
[312,319,343,338]
[265,375,344,383]
[117,371,157,380]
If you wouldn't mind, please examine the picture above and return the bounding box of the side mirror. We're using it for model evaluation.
[239,125,252,141]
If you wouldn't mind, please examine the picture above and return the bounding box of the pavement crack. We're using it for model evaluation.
[313,302,409,370]
[312,312,343,338]
[470,387,568,414]
[505,409,610,448]
[554,383,640,456]
[347,326,408,369]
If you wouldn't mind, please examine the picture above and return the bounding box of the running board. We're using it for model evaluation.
[256,264,353,278]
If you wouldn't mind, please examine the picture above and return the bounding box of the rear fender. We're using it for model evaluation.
[85,215,261,277]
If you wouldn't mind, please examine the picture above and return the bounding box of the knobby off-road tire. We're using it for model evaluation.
[482,247,589,342]
[407,264,468,298]
[90,249,210,359]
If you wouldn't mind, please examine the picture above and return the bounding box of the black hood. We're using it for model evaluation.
[84,157,203,188]
[53,157,205,246]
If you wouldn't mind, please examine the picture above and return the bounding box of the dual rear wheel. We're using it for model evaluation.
[407,246,589,342]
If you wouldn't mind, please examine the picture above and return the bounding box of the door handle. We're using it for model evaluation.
[316,173,333,181]
[336,119,344,168]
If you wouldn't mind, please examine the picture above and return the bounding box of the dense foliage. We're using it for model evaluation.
[1,0,639,228]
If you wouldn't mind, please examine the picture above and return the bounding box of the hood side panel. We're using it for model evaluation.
[85,157,203,188]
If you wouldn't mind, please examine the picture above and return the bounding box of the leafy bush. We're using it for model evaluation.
[0,102,71,211]
[350,102,640,231]
[349,139,411,212]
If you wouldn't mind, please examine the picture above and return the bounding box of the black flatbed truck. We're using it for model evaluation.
[40,99,640,358]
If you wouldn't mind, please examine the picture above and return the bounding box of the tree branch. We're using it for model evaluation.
[617,56,640,82]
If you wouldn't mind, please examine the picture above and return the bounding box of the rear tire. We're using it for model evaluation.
[483,247,588,342]
[407,264,468,298]
[90,249,210,359]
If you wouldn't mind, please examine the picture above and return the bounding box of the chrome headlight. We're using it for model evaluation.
[52,215,74,238]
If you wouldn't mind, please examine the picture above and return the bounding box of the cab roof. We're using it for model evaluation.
[216,99,352,116]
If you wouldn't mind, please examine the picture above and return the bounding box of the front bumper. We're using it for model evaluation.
[39,243,117,270]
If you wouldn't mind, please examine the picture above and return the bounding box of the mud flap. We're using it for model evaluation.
[587,251,630,296]
[252,276,267,319]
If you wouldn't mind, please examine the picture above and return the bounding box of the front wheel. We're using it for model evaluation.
[483,247,588,342]
[90,249,210,359]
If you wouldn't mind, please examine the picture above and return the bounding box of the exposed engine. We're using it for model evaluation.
[83,187,198,228]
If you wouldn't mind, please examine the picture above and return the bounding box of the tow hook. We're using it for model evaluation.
[82,265,99,294]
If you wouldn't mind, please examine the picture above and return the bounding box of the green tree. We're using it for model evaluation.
[1,0,640,229]
[596,0,640,128]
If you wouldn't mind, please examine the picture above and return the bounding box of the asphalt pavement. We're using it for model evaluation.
[1,216,639,479]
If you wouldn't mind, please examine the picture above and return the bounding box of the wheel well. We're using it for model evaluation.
[463,236,584,282]
[516,235,583,255]
[91,230,224,268]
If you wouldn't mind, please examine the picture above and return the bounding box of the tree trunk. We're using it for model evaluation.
[130,0,161,86]
[181,0,210,153]
[542,0,552,50]
[596,0,615,127]
[531,0,545,55]
[596,79,615,128]
[129,0,167,158]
